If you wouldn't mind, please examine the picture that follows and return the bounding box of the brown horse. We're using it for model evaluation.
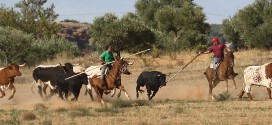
[88,58,132,106]
[204,51,238,100]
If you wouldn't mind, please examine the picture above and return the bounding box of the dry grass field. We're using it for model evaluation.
[0,49,272,125]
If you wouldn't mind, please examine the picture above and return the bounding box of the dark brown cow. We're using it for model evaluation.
[204,51,238,100]
[0,63,24,99]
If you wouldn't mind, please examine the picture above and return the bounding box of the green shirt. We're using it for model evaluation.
[100,51,114,62]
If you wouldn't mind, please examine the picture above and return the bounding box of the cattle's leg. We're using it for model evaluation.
[146,86,152,101]
[0,88,5,98]
[118,85,131,100]
[232,78,237,89]
[238,89,245,99]
[43,83,48,96]
[37,85,44,99]
[8,84,15,100]
[136,85,140,99]
[247,93,253,100]
[150,88,159,100]
[267,88,272,99]
[64,91,69,101]
[70,89,80,101]
[45,88,55,100]
[58,90,65,100]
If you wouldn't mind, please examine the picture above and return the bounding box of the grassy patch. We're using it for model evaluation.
[22,112,36,121]
[68,107,92,117]
[94,107,120,114]
[214,92,231,101]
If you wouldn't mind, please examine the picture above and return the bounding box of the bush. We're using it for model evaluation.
[22,112,36,121]
[0,26,80,66]
[215,92,231,101]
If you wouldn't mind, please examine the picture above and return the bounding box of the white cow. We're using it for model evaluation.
[239,62,272,100]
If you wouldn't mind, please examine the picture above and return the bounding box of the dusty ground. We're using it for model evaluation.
[0,49,271,124]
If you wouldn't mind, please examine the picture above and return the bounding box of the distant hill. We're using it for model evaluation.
[57,22,90,50]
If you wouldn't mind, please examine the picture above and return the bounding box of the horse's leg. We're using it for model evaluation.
[86,85,94,101]
[117,89,121,98]
[98,89,106,107]
[267,88,271,99]
[208,80,213,100]
[118,85,131,100]
[110,88,116,97]
[225,79,229,92]
[94,86,105,106]
[8,84,15,100]
[0,88,5,98]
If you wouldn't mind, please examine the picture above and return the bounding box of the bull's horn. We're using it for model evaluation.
[19,63,26,67]
[128,60,134,65]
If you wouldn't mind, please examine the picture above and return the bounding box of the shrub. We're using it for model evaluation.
[22,112,36,121]
[215,92,231,101]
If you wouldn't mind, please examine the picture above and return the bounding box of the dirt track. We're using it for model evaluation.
[1,50,271,110]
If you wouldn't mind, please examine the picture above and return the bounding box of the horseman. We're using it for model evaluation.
[99,45,115,86]
[201,37,232,80]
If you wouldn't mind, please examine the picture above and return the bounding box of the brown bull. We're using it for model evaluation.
[204,51,238,100]
[87,58,132,107]
[0,63,24,99]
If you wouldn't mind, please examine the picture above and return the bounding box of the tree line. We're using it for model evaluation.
[0,0,271,65]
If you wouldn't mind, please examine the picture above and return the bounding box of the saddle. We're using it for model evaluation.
[209,59,223,69]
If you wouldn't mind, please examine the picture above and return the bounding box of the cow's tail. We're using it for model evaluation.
[31,81,36,94]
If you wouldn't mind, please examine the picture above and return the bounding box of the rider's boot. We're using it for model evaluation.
[212,70,217,81]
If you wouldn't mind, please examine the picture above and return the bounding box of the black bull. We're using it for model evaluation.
[136,71,166,100]
[32,63,74,100]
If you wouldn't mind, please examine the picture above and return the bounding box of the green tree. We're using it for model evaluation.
[222,0,272,49]
[135,0,210,51]
[89,13,155,53]
[14,0,60,38]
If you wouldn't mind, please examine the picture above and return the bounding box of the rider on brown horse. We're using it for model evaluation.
[201,37,232,80]
[99,45,114,86]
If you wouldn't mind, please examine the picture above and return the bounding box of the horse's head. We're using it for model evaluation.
[225,51,235,67]
[114,58,133,75]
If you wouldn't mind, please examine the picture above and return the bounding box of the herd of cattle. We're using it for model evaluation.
[0,58,168,106]
[0,58,272,106]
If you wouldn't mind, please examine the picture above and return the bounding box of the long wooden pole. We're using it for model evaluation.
[166,53,201,83]
[65,49,151,80]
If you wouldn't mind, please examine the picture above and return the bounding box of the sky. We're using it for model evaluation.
[1,0,255,24]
